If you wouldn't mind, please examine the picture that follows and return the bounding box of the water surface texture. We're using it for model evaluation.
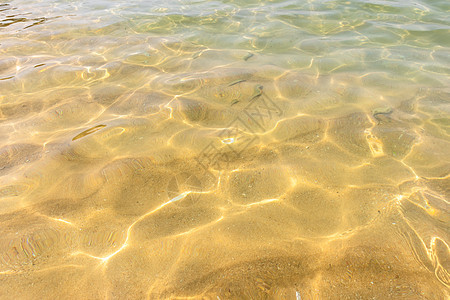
[1,0,449,298]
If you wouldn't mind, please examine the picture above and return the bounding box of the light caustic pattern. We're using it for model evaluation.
[0,0,449,298]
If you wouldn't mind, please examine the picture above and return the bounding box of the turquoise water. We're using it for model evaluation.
[0,0,449,298]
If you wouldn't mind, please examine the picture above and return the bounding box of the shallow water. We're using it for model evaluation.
[0,0,449,298]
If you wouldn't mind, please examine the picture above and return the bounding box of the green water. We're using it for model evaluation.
[0,0,449,298]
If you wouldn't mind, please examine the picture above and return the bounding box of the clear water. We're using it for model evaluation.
[0,0,449,298]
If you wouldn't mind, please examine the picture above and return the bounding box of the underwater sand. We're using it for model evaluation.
[0,0,449,298]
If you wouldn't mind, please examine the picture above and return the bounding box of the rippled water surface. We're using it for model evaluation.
[1,0,449,298]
